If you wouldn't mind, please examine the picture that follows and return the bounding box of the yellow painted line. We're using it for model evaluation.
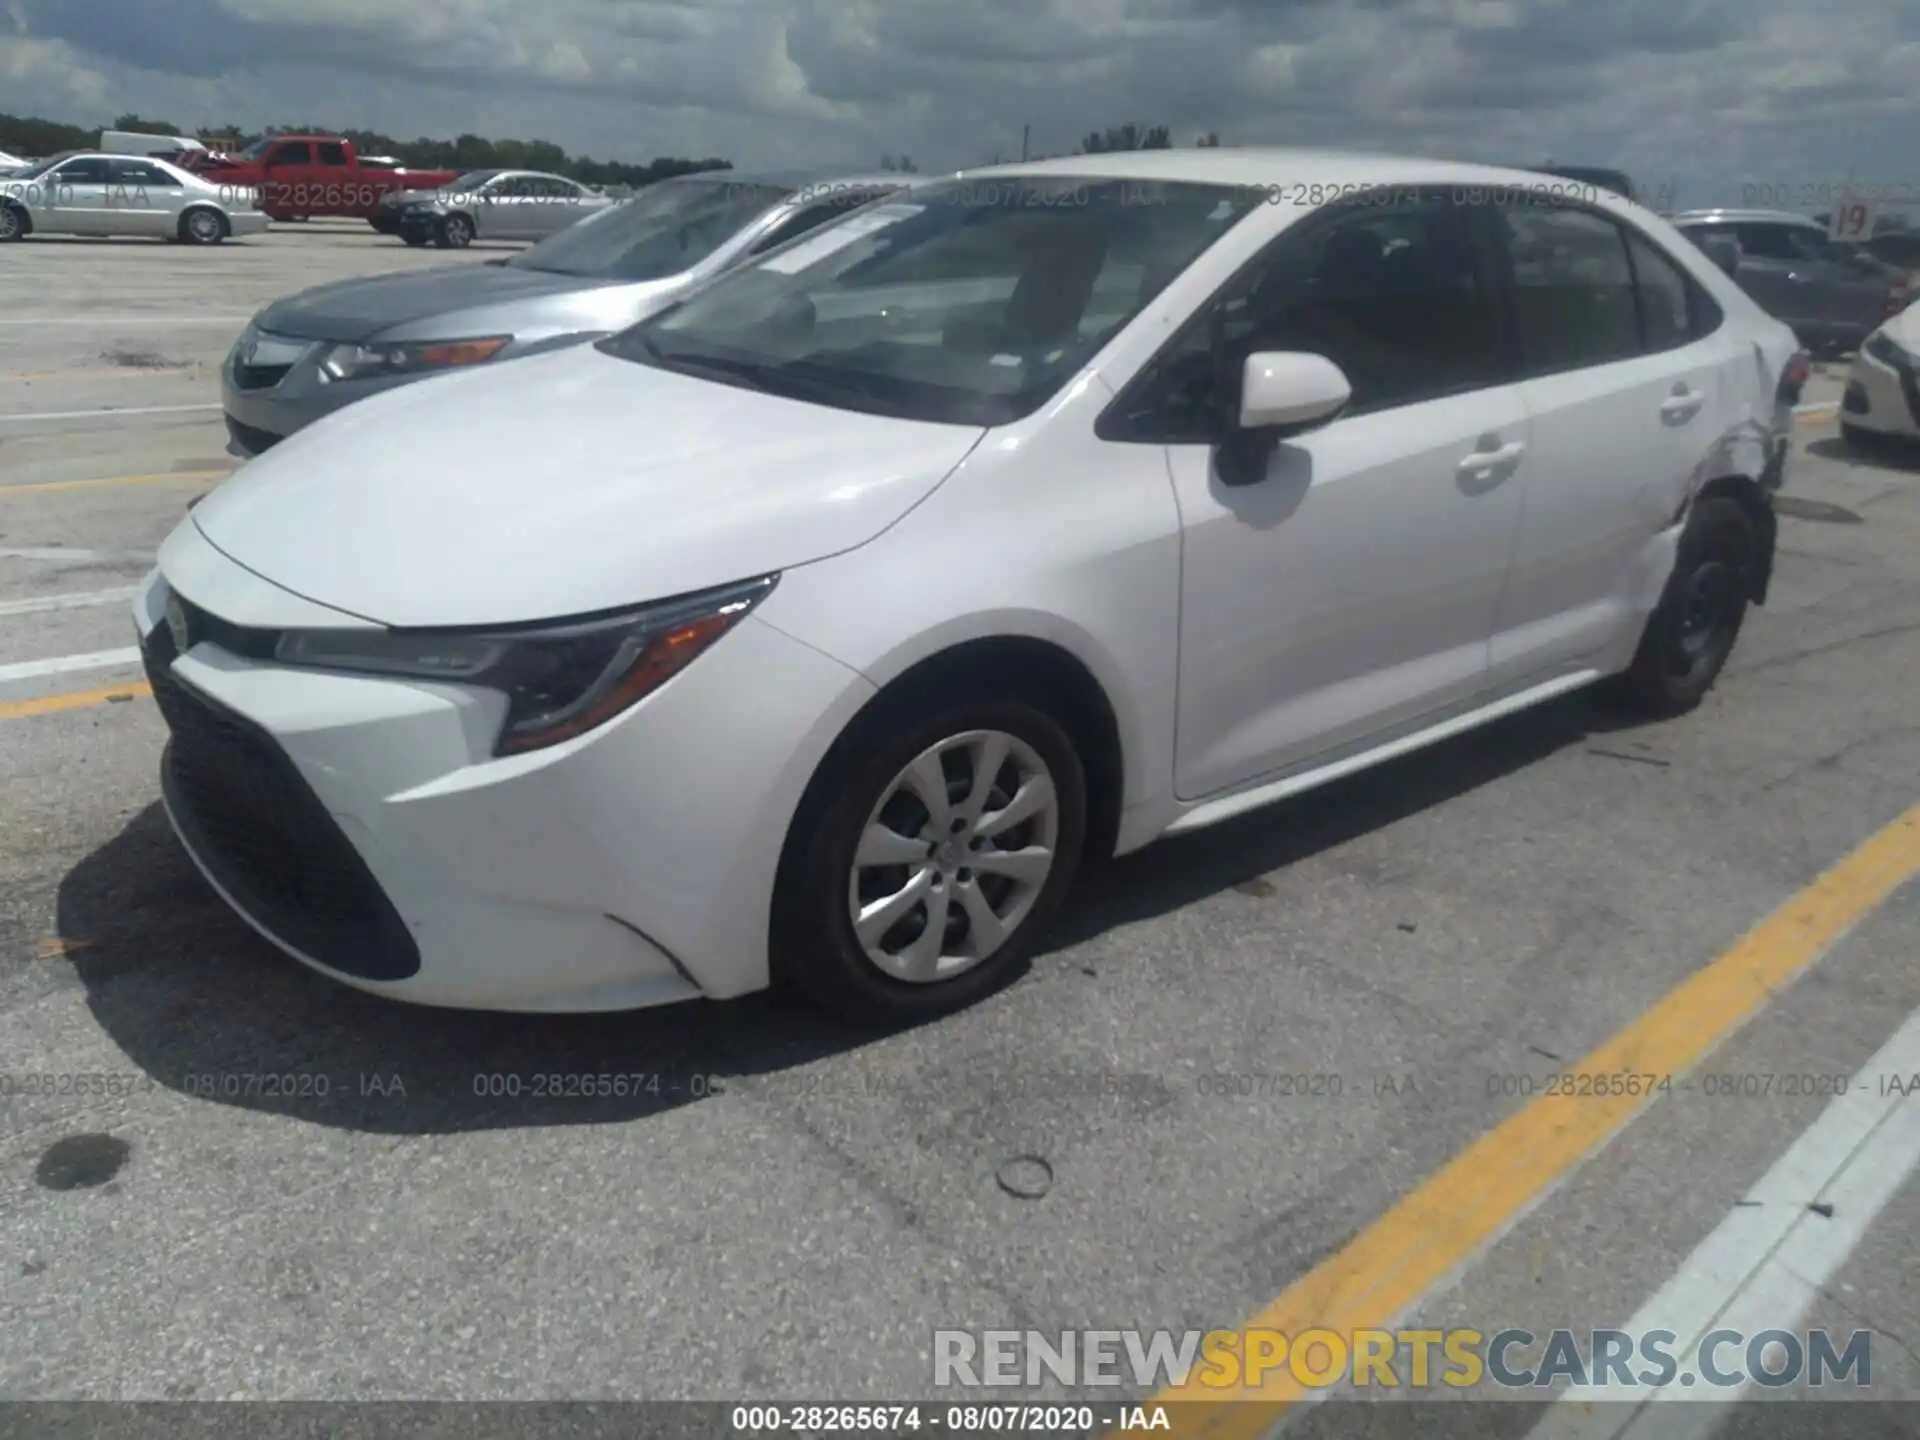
[37,937,95,960]
[1,468,228,496]
[1154,802,1920,1440]
[0,681,152,721]
[1795,404,1840,425]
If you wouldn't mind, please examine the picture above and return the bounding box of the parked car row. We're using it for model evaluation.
[137,148,1813,1027]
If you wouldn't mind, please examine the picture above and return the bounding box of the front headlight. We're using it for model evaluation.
[1863,330,1909,367]
[271,576,777,756]
[317,335,510,382]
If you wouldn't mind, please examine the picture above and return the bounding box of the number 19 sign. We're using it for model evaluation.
[1828,194,1877,242]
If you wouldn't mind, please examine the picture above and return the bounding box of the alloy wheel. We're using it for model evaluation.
[187,211,221,242]
[847,729,1060,984]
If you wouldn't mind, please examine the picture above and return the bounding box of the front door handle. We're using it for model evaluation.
[1660,388,1706,422]
[1457,441,1525,477]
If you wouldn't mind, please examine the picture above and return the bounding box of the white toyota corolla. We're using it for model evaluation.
[138,149,1805,1024]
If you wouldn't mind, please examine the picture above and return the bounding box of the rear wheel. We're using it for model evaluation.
[772,694,1087,1027]
[0,203,24,242]
[1610,496,1756,716]
[401,229,429,247]
[179,207,228,245]
[436,213,474,248]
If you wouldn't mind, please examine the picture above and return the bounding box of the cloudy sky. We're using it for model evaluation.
[3,0,1915,206]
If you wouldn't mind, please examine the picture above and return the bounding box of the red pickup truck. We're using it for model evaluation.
[180,135,459,228]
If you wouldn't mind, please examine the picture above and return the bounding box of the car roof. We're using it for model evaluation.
[944,146,1642,195]
[674,168,904,193]
[1669,208,1824,229]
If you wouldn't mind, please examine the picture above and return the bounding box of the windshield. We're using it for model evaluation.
[239,138,274,160]
[511,176,789,280]
[450,169,502,192]
[602,177,1263,426]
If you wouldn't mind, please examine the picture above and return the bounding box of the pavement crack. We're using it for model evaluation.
[1793,1271,1920,1373]
[1742,620,1920,677]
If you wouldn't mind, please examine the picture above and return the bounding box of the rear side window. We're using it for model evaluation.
[1624,230,1720,350]
[316,143,347,165]
[1496,203,1640,374]
[109,159,178,186]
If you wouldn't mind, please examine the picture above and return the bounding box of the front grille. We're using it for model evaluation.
[142,620,421,982]
[224,415,282,455]
[232,362,292,391]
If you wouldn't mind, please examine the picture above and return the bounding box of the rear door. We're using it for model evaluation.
[107,157,180,236]
[1487,200,1737,684]
[261,140,313,215]
[312,140,351,215]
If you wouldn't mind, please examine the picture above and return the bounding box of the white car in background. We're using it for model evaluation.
[1841,299,1920,446]
[0,151,269,243]
[138,149,1802,1024]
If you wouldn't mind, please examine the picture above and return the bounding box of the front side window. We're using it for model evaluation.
[269,142,312,166]
[1729,224,1799,260]
[513,177,792,280]
[1109,192,1508,440]
[1496,202,1640,374]
[605,178,1263,426]
[54,157,109,184]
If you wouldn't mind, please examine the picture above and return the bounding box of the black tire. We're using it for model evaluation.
[401,230,429,247]
[368,216,398,235]
[1610,496,1757,717]
[436,213,474,249]
[0,202,25,242]
[771,691,1088,1027]
[178,207,228,245]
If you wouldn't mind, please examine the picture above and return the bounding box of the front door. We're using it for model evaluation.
[46,157,112,234]
[1139,192,1529,798]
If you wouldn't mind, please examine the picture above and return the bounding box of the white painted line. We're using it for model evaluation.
[0,547,153,563]
[0,586,137,617]
[0,646,142,684]
[1525,1006,1920,1438]
[0,315,252,327]
[0,403,221,424]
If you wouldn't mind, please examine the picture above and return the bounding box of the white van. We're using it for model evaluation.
[99,131,209,159]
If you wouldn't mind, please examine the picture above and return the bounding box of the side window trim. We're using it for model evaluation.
[1096,183,1514,445]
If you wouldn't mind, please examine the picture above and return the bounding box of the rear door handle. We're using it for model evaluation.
[1661,389,1706,422]
[1457,441,1525,476]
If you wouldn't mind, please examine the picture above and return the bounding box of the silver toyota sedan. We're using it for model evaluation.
[0,152,269,243]
[375,168,616,247]
[221,170,902,455]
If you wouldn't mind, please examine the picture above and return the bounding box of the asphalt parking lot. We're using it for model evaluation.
[2,220,1919,1423]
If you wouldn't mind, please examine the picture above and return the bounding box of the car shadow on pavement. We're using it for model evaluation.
[57,690,1641,1137]
[1806,435,1920,474]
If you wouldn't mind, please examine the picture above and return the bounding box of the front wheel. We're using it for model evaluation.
[1610,495,1756,716]
[772,696,1087,1026]
[436,213,474,248]
[0,203,24,242]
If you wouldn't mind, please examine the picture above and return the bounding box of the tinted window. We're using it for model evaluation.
[54,157,109,184]
[611,179,1261,427]
[316,143,347,165]
[1624,232,1699,350]
[109,159,178,186]
[1730,224,1799,260]
[269,142,312,166]
[1498,202,1639,373]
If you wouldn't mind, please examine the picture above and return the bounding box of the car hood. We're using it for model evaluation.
[255,264,618,343]
[189,345,987,628]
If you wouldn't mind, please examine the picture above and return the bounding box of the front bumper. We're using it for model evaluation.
[227,211,272,237]
[136,541,876,1012]
[1842,345,1920,438]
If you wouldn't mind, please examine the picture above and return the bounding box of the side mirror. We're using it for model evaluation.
[1698,233,1741,277]
[1216,352,1352,487]
[1239,351,1353,432]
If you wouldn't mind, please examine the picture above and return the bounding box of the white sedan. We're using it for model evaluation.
[1841,299,1920,445]
[0,151,269,243]
[136,149,1803,1023]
